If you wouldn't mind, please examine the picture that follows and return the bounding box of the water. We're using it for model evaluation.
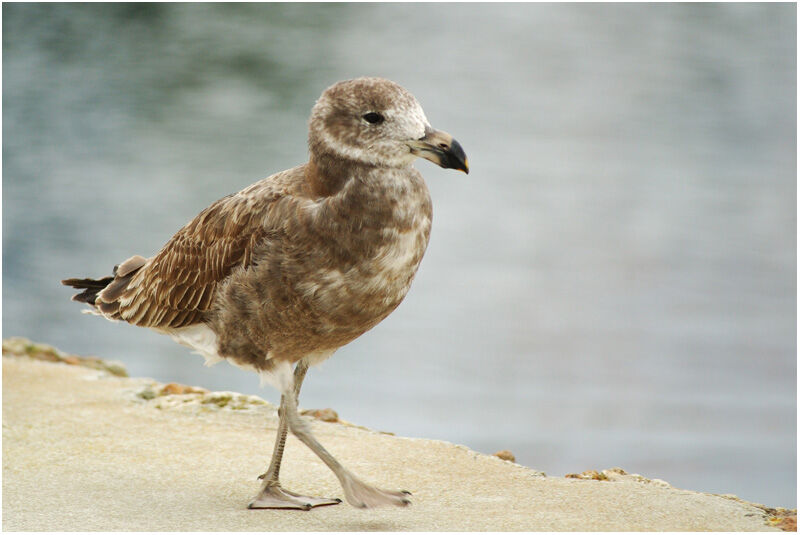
[3,3,795,508]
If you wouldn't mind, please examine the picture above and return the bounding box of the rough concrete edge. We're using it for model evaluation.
[3,336,795,531]
[710,493,797,532]
[3,336,128,377]
[563,468,796,531]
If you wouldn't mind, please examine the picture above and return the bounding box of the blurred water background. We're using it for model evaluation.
[3,3,796,508]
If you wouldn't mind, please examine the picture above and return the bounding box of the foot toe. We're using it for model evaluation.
[342,478,413,509]
[249,485,341,510]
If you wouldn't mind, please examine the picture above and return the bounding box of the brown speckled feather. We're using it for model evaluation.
[64,77,465,373]
[96,170,298,329]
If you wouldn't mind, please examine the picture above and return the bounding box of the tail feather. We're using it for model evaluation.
[62,254,147,312]
[62,276,115,305]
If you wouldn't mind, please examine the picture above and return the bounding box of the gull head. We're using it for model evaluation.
[308,77,468,173]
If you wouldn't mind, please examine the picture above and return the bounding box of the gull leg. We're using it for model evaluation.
[282,379,411,509]
[248,361,342,510]
[257,362,307,483]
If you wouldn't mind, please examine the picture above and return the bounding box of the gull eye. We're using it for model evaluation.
[362,112,385,124]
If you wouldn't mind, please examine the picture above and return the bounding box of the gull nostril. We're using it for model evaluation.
[438,142,448,150]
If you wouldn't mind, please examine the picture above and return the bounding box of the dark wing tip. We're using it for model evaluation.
[62,276,114,305]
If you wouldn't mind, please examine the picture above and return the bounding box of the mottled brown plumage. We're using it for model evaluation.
[63,77,468,510]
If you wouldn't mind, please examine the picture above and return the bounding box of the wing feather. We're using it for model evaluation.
[93,174,295,329]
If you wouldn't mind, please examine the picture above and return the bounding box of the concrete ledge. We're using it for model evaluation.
[2,339,792,531]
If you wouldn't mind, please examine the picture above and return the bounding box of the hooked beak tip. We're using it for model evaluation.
[410,129,469,175]
[447,139,469,174]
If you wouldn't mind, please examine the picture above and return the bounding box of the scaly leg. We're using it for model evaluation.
[282,376,411,509]
[248,361,341,510]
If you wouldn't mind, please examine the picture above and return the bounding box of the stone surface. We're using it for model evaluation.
[493,449,516,462]
[2,345,788,531]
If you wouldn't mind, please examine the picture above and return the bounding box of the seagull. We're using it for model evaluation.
[62,77,468,510]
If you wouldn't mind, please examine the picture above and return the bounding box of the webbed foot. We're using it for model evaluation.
[248,484,341,510]
[341,477,412,509]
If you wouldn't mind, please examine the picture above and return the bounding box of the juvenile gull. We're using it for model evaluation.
[62,77,468,510]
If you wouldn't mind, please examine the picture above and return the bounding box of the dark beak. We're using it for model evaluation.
[408,127,469,174]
